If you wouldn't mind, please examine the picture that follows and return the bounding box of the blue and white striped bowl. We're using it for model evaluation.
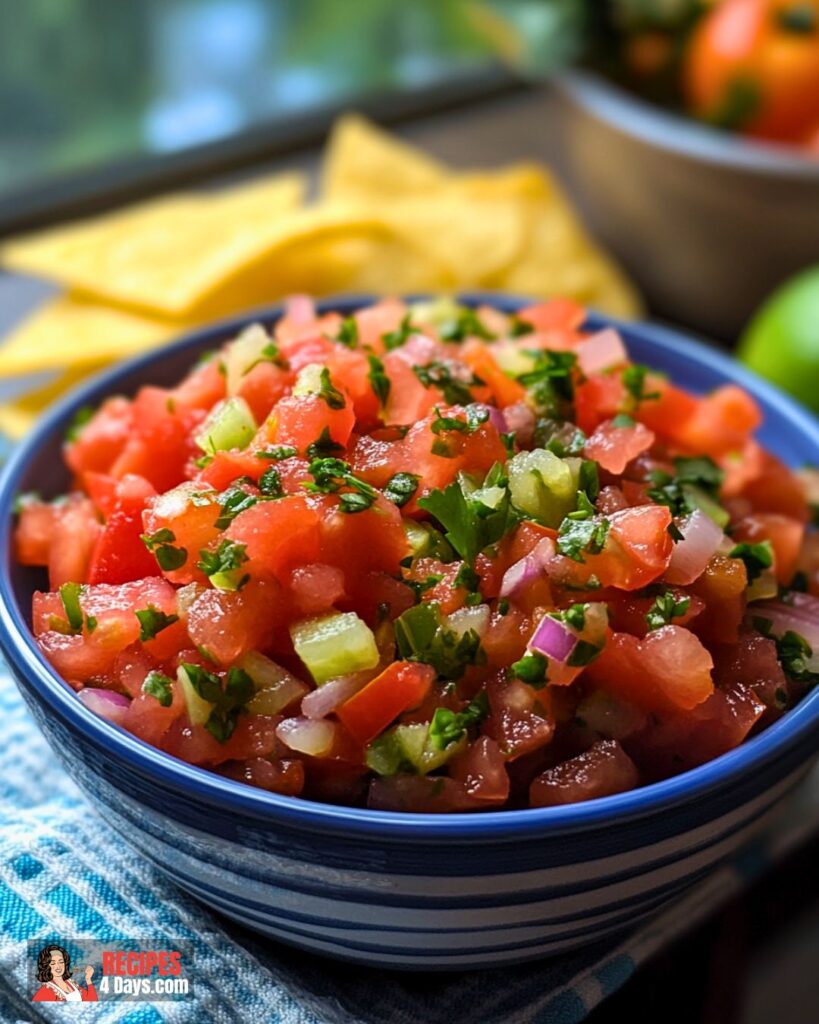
[2,295,819,970]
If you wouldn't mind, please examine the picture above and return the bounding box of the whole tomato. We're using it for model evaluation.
[683,0,819,146]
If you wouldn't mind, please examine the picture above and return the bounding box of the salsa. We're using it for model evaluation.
[15,296,819,812]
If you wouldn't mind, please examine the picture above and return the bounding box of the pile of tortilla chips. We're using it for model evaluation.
[0,115,640,439]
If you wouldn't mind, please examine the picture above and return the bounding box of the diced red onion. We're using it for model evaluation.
[664,510,724,585]
[78,687,130,726]
[302,674,369,719]
[529,613,577,663]
[470,403,508,434]
[751,595,819,652]
[500,538,554,598]
[502,402,536,446]
[576,328,627,375]
[276,716,336,756]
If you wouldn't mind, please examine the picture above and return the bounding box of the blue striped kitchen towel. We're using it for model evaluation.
[2,661,818,1024]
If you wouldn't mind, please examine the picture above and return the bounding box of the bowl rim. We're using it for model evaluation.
[554,68,819,180]
[2,292,819,840]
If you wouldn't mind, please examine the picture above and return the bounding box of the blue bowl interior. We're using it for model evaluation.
[2,292,819,838]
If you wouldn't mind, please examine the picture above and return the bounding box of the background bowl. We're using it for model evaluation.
[2,295,819,970]
[554,70,819,341]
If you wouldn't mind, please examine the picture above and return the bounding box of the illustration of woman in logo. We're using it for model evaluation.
[32,944,98,1002]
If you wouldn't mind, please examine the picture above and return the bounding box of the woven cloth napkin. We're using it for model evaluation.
[2,662,818,1024]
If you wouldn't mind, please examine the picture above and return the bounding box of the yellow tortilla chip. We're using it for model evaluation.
[323,114,450,201]
[0,364,108,440]
[1,172,306,318]
[0,295,179,376]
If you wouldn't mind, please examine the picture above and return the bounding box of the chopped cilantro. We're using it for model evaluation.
[197,540,249,590]
[728,541,774,584]
[511,652,548,687]
[383,472,419,508]
[258,467,284,498]
[306,426,344,458]
[645,590,690,631]
[317,367,346,410]
[65,406,94,443]
[438,308,495,343]
[556,514,610,563]
[413,361,484,406]
[214,487,257,528]
[567,639,604,668]
[774,630,819,686]
[59,582,85,633]
[407,573,443,598]
[622,365,660,407]
[497,598,510,615]
[255,445,298,461]
[367,354,390,407]
[336,316,359,348]
[648,455,726,519]
[429,691,490,750]
[535,418,587,457]
[517,350,577,415]
[142,671,174,707]
[141,528,187,571]
[180,663,253,742]
[612,413,635,428]
[417,470,519,566]
[305,457,378,513]
[510,315,534,337]
[394,602,484,680]
[382,313,417,351]
[135,605,180,642]
[454,563,481,593]
[244,341,288,374]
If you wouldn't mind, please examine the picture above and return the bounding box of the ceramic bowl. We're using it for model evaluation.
[554,70,819,341]
[1,295,818,969]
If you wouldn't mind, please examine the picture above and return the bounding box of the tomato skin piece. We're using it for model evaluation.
[336,662,435,745]
[87,475,159,585]
[574,373,627,434]
[236,362,292,423]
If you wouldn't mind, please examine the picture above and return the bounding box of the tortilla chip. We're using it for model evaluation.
[0,364,108,440]
[0,295,179,376]
[1,172,307,317]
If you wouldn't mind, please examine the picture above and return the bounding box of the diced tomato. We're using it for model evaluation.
[141,481,221,585]
[318,496,409,585]
[734,449,808,522]
[289,563,346,615]
[264,392,355,454]
[530,739,639,807]
[460,340,526,408]
[65,397,133,476]
[449,737,510,804]
[675,385,762,457]
[518,299,585,333]
[170,357,226,412]
[198,450,265,489]
[485,671,555,760]
[586,625,714,714]
[15,500,59,567]
[574,373,627,434]
[733,512,805,585]
[48,497,101,589]
[235,362,292,423]
[584,419,655,475]
[88,475,159,585]
[337,662,435,744]
[635,378,698,441]
[689,555,747,643]
[226,494,322,583]
[352,299,407,352]
[186,577,287,666]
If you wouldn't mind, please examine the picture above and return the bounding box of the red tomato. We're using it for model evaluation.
[583,419,656,475]
[87,475,159,585]
[336,662,435,744]
[65,397,132,476]
[264,392,355,454]
[459,340,526,408]
[226,495,322,583]
[585,626,714,714]
[530,740,639,807]
[689,555,748,643]
[733,512,805,584]
[15,500,59,567]
[675,385,762,457]
[48,497,101,589]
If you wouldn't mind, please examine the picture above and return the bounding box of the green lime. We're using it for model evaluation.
[738,265,819,413]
